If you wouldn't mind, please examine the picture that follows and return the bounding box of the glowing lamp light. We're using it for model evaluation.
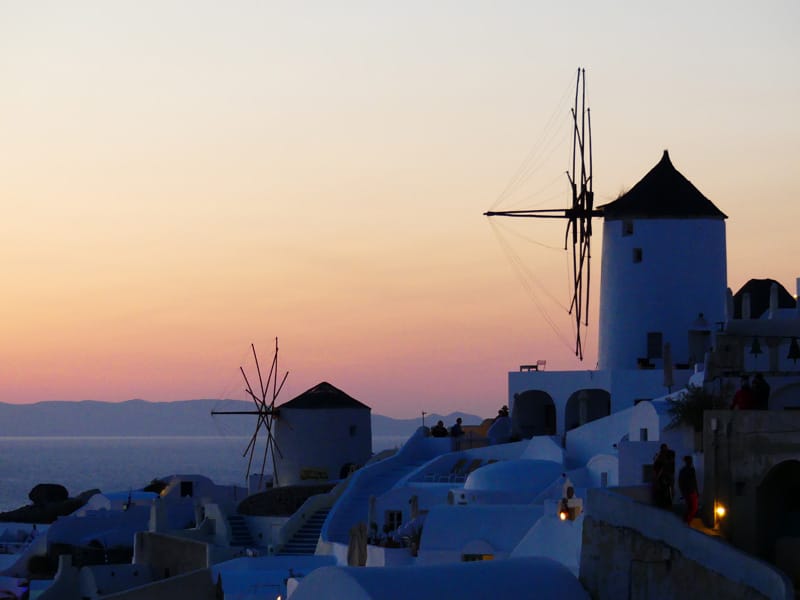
[715,504,726,519]
[559,510,568,521]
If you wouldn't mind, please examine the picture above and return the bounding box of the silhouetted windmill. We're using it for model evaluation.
[485,68,602,360]
[211,339,287,488]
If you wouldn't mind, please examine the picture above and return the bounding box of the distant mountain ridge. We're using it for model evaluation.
[0,400,482,438]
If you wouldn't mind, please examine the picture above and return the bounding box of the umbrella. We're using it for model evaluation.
[663,342,674,392]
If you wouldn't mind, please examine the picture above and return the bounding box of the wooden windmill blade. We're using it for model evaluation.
[484,68,601,360]
[239,366,265,478]
[239,362,274,469]
[211,339,288,490]
[250,341,274,488]
[261,366,288,487]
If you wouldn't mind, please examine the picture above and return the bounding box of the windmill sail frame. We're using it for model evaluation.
[211,339,287,488]
[485,68,601,360]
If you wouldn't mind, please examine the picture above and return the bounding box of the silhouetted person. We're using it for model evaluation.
[731,376,755,410]
[495,405,509,421]
[678,455,698,525]
[430,420,448,437]
[449,417,464,450]
[751,373,770,410]
[652,443,675,508]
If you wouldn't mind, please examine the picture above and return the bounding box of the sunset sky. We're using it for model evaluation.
[1,2,798,418]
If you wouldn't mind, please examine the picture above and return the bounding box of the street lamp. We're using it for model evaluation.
[714,502,727,530]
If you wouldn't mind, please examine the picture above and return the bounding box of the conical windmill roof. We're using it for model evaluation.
[278,381,370,410]
[600,151,727,220]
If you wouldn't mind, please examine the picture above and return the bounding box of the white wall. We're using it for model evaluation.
[599,218,727,371]
[417,504,542,565]
[565,407,632,466]
[618,440,660,487]
[275,408,371,486]
[508,369,688,438]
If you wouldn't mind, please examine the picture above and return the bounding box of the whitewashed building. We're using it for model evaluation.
[508,151,729,439]
[274,382,372,486]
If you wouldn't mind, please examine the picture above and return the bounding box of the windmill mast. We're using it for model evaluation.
[211,339,287,488]
[485,68,600,360]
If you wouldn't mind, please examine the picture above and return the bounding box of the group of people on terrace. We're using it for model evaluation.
[430,418,464,438]
[428,405,512,447]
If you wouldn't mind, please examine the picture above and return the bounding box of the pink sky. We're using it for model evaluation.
[1,2,798,418]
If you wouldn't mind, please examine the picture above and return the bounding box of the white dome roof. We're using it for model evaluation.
[465,459,563,492]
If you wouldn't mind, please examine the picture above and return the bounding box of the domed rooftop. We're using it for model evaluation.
[600,151,726,220]
[465,459,563,492]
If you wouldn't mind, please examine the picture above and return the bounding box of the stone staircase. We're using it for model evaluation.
[227,514,255,547]
[277,507,330,555]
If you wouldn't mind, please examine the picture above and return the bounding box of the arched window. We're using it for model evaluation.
[564,389,611,432]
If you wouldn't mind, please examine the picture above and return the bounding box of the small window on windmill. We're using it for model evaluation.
[349,424,357,437]
[647,332,663,359]
[180,481,194,497]
[622,220,634,236]
[633,247,643,263]
[600,472,609,488]
[640,427,648,441]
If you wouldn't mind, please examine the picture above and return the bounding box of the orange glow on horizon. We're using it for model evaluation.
[1,4,798,418]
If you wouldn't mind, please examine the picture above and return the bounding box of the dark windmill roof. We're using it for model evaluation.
[278,381,370,411]
[600,151,727,220]
[733,278,796,319]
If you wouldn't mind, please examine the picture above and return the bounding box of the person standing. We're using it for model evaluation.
[430,420,448,437]
[678,455,699,525]
[751,373,770,410]
[731,376,755,410]
[653,443,675,508]
[449,417,465,450]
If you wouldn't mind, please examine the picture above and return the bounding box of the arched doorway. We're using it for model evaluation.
[757,460,800,563]
[512,390,556,438]
[564,389,611,432]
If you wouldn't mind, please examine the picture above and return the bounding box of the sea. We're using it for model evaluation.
[0,435,409,513]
